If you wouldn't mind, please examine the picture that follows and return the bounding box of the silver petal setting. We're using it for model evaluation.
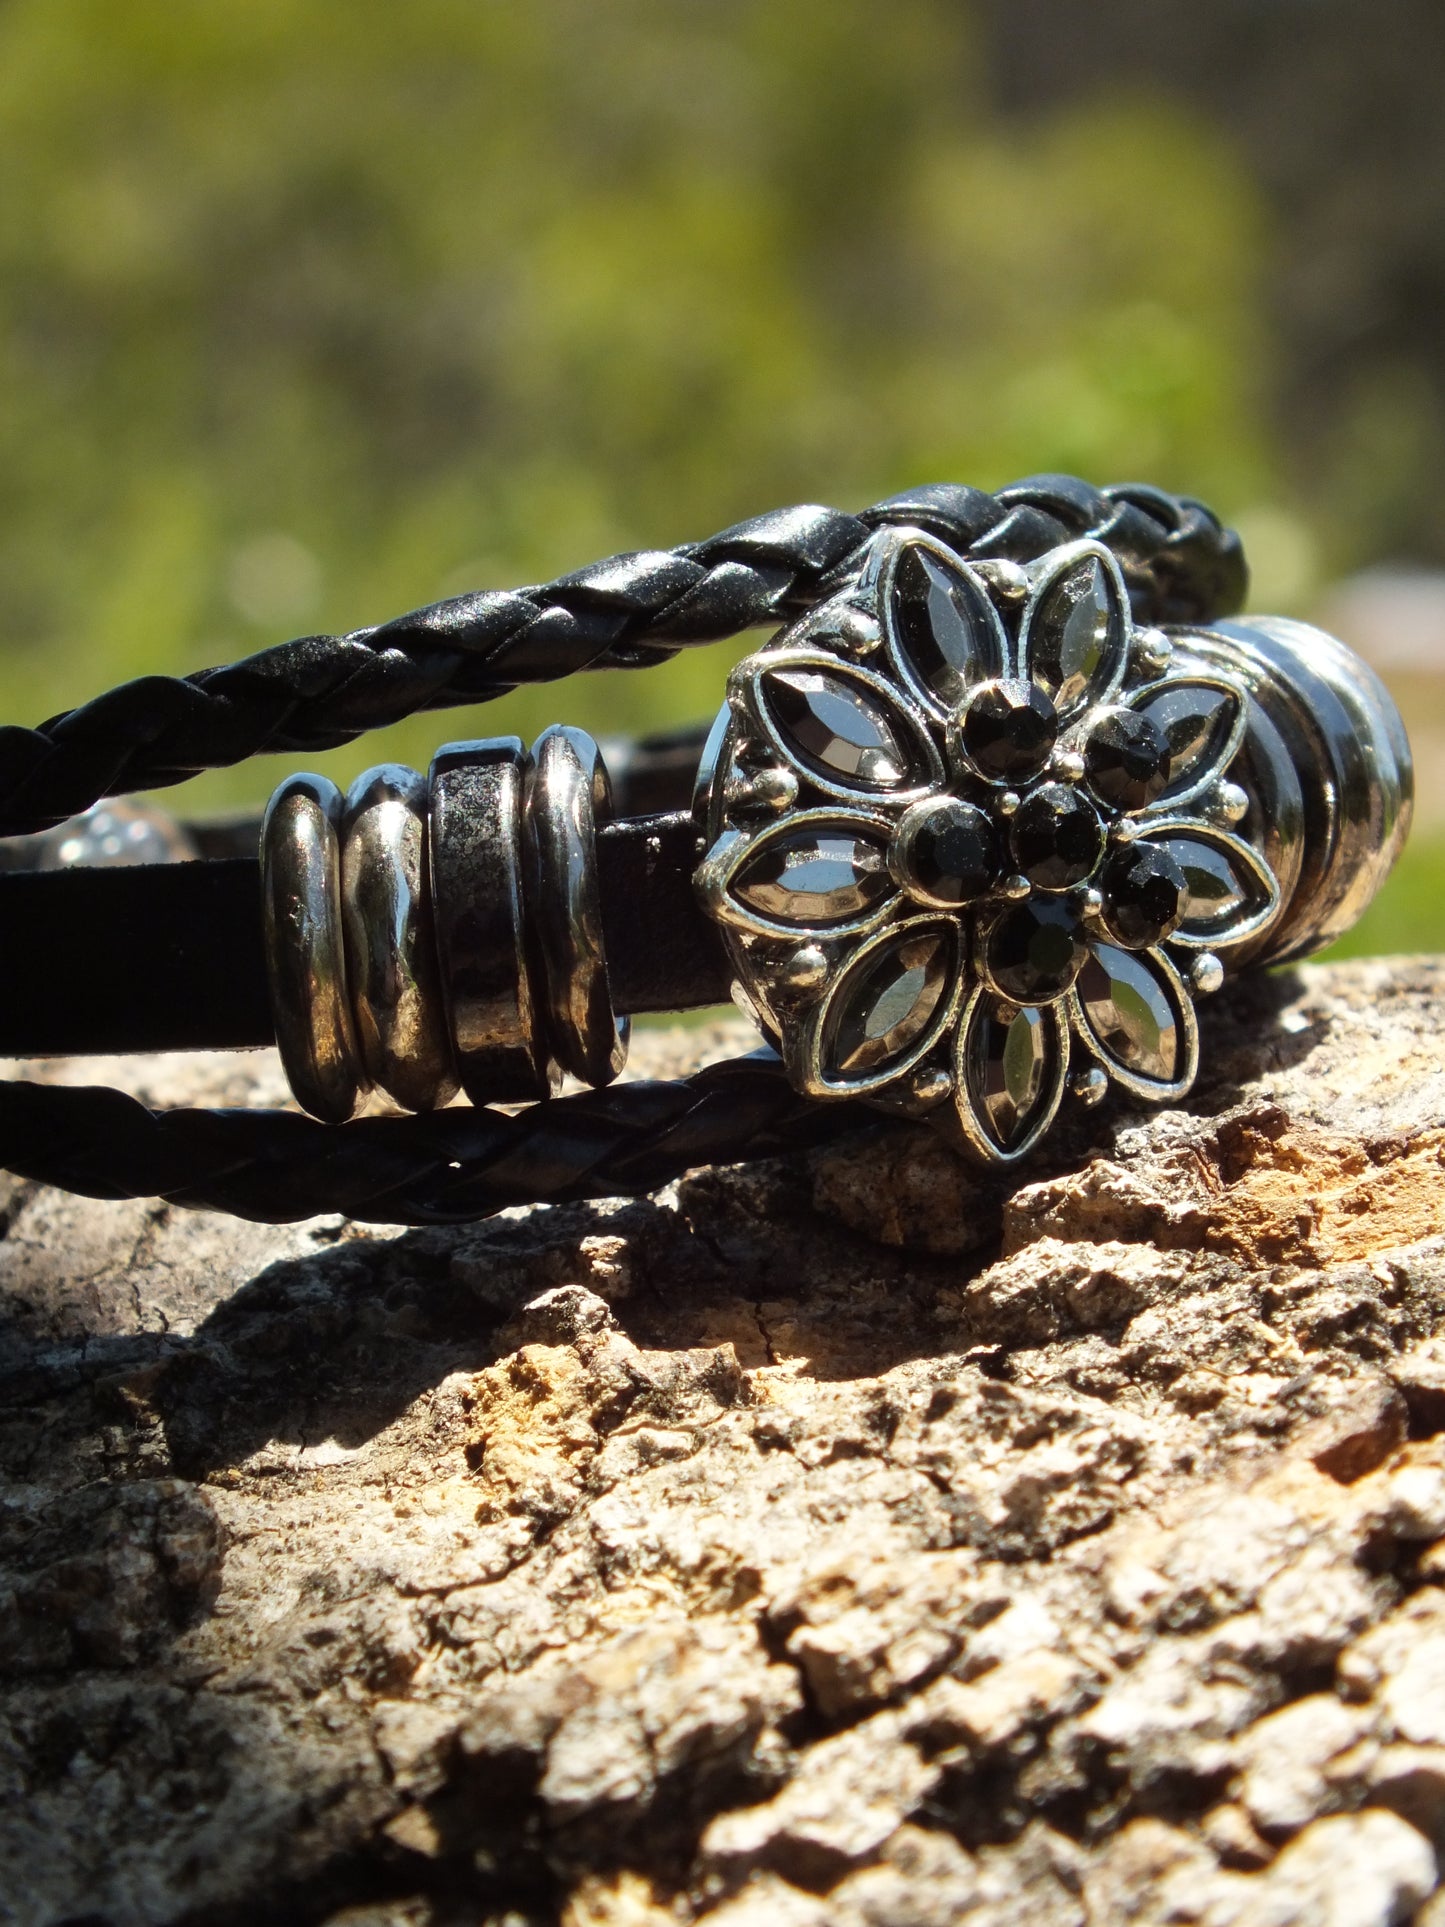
[696,526,1283,1165]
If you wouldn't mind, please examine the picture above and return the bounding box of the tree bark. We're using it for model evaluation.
[5,959,1445,1925]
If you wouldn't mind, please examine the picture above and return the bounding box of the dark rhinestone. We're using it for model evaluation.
[1085,709,1173,811]
[953,679,1058,783]
[892,545,1002,706]
[1102,843,1188,948]
[734,828,894,926]
[965,1002,1053,1151]
[894,798,999,908]
[1077,945,1180,1082]
[1027,554,1123,712]
[1008,783,1105,891]
[1158,834,1260,934]
[985,900,1088,1003]
[829,929,952,1076]
[764,669,913,789]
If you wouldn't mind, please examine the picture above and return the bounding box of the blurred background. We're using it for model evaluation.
[1,0,1440,955]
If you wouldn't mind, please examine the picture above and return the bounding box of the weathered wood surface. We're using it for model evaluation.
[6,959,1445,1926]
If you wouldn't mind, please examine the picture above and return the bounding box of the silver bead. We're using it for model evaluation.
[1210,781,1250,827]
[775,943,829,994]
[526,726,629,1088]
[1073,1066,1109,1107]
[724,764,800,816]
[1053,749,1086,784]
[1189,952,1225,996]
[340,765,458,1113]
[261,773,366,1124]
[834,604,882,654]
[972,559,1030,602]
[1001,873,1032,900]
[997,790,1022,818]
[1137,627,1173,672]
[429,738,558,1104]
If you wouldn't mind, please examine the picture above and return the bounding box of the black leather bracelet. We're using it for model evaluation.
[0,478,1242,840]
[0,475,1410,1226]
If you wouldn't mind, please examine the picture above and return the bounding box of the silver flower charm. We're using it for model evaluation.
[696,530,1281,1163]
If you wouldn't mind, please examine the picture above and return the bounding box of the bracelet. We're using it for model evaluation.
[0,475,1411,1224]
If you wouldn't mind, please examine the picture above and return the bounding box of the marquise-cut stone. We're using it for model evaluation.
[764,670,914,790]
[828,929,952,1076]
[1137,683,1239,794]
[1027,556,1123,712]
[891,546,1001,707]
[733,829,893,927]
[1156,835,1258,934]
[965,1001,1052,1150]
[1076,943,1180,1082]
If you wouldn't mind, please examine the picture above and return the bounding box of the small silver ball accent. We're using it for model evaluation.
[1053,749,1086,784]
[835,605,882,653]
[1138,628,1173,672]
[1213,781,1250,826]
[1001,873,1032,901]
[997,789,1022,818]
[777,944,829,993]
[1190,952,1225,996]
[1078,886,1105,919]
[905,1065,955,1109]
[975,559,1029,602]
[727,765,799,815]
[1073,1066,1109,1107]
[1108,817,1140,845]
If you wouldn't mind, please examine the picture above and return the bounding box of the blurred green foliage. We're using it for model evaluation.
[0,0,1274,784]
[0,0,1432,951]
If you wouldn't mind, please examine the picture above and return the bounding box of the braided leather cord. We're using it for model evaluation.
[0,1056,865,1225]
[0,477,1244,839]
[0,475,1246,1222]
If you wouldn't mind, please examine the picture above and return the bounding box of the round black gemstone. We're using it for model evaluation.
[953,679,1058,783]
[894,797,999,908]
[1102,843,1188,948]
[985,900,1088,1003]
[1009,782,1105,891]
[1085,709,1173,811]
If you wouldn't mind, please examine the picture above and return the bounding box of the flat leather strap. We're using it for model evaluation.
[0,811,729,1058]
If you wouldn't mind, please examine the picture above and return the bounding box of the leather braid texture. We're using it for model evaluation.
[0,475,1246,1223]
[0,1057,865,1225]
[0,477,1244,840]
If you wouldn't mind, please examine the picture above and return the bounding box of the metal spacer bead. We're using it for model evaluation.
[525,726,630,1088]
[340,764,458,1113]
[261,773,367,1124]
[429,738,559,1105]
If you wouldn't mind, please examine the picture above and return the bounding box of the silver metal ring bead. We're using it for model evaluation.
[260,773,367,1124]
[428,736,558,1105]
[340,764,459,1113]
[1182,615,1414,965]
[525,725,629,1088]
